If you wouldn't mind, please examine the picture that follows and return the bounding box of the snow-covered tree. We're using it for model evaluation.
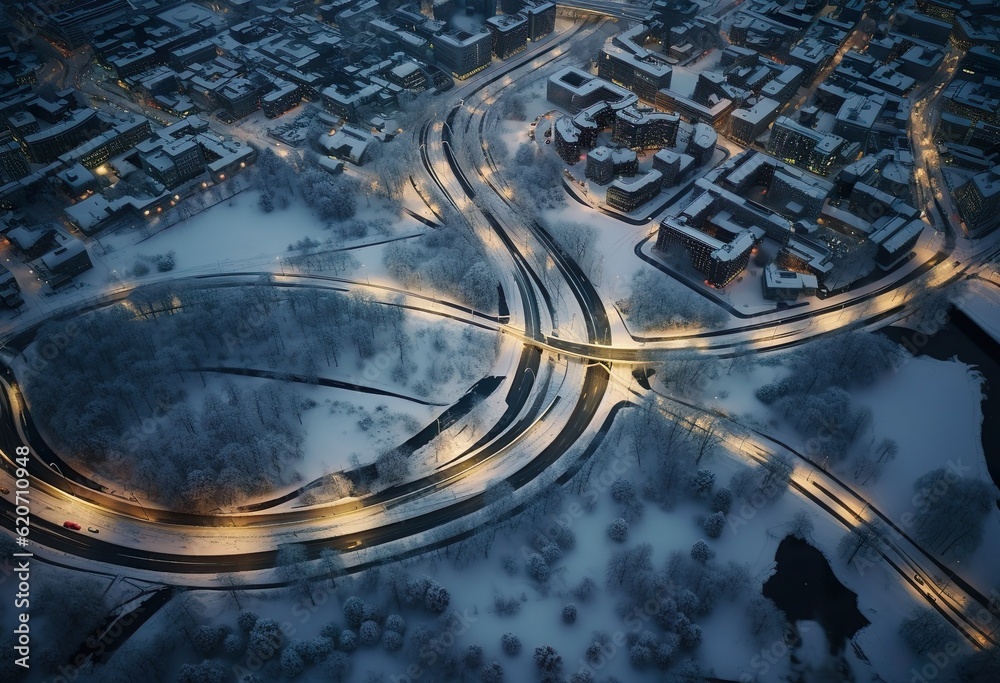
[533,645,563,674]
[527,553,551,582]
[711,487,733,513]
[237,611,259,633]
[677,590,700,617]
[374,448,410,488]
[323,651,352,682]
[690,540,712,564]
[464,644,484,668]
[679,622,702,650]
[608,518,630,543]
[547,522,576,550]
[899,608,952,656]
[573,577,597,602]
[480,660,504,683]
[224,633,244,657]
[630,644,651,668]
[562,604,578,624]
[746,596,786,641]
[703,512,725,538]
[382,629,404,653]
[501,632,521,655]
[337,629,357,652]
[789,511,814,539]
[247,619,284,657]
[342,596,366,628]
[191,624,228,655]
[280,647,305,678]
[620,268,727,331]
[384,614,405,634]
[359,620,381,646]
[424,581,451,614]
[912,469,994,560]
[540,542,562,563]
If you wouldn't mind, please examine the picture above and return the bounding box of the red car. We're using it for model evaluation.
[63,521,82,530]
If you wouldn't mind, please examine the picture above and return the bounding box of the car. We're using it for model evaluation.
[914,574,925,585]
[63,521,82,530]
[87,527,99,534]
[0,486,8,494]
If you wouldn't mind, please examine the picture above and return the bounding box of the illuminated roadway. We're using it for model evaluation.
[1,11,997,655]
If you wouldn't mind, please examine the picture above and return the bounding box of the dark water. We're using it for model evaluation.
[763,536,870,654]
[879,307,1000,492]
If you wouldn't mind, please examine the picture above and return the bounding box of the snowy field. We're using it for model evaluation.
[696,352,999,598]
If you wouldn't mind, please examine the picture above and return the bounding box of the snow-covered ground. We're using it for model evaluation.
[696,352,999,599]
[956,279,1000,345]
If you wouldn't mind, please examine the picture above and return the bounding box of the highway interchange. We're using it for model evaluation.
[1,5,998,660]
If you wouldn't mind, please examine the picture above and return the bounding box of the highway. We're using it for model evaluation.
[1,9,996,662]
[0,21,619,583]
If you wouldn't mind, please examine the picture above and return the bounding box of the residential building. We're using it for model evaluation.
[434,29,492,79]
[606,169,662,212]
[38,236,93,280]
[766,116,844,176]
[869,216,924,268]
[553,116,581,164]
[611,107,679,149]
[262,82,302,119]
[729,97,781,144]
[486,14,528,60]
[23,109,105,164]
[140,137,205,189]
[526,2,555,42]
[652,149,694,187]
[761,263,818,301]
[776,236,833,282]
[656,215,754,287]
[547,67,636,114]
[58,116,152,169]
[0,141,30,184]
[585,146,637,185]
[598,44,673,102]
[954,166,1000,232]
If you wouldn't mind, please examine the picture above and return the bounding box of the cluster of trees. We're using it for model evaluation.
[600,538,754,677]
[617,395,724,509]
[544,221,602,284]
[911,468,995,560]
[253,147,362,222]
[128,251,176,277]
[366,140,418,201]
[384,219,499,311]
[251,148,295,212]
[899,610,1000,682]
[297,167,360,223]
[755,331,906,470]
[620,268,728,332]
[13,572,109,677]
[505,142,565,211]
[25,280,455,509]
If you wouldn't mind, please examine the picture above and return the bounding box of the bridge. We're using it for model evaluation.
[556,0,653,21]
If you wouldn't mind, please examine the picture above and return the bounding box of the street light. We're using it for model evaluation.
[128,489,150,521]
[276,256,284,275]
[361,263,370,285]
[49,462,78,498]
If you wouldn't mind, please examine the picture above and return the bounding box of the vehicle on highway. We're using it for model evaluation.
[63,521,82,530]
[914,574,925,586]
[0,486,8,494]
[88,527,99,534]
